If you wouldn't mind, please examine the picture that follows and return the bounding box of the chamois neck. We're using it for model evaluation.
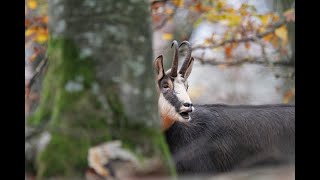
[161,115,175,131]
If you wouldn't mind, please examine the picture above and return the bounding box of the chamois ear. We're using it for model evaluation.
[154,55,165,81]
[184,57,194,80]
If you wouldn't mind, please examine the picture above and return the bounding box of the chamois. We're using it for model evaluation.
[154,40,295,175]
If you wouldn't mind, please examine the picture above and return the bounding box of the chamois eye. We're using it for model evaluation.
[162,83,169,89]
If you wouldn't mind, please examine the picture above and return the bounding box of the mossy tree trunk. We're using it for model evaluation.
[28,0,175,178]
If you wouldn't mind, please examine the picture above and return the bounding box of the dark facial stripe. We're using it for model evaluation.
[163,90,182,112]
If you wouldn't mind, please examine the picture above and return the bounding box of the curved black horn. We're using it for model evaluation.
[170,40,179,78]
[178,41,192,77]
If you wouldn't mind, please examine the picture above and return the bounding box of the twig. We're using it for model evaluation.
[25,54,48,97]
[194,56,294,67]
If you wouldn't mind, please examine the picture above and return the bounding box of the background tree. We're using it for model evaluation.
[26,0,174,179]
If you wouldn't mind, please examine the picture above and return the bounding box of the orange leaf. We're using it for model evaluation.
[225,45,233,58]
[43,16,49,24]
[245,42,250,49]
[263,33,274,42]
[283,90,294,104]
[194,3,202,11]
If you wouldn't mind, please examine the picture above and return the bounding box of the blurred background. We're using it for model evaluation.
[25,0,295,179]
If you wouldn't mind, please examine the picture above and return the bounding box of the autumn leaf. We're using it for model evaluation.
[275,25,288,45]
[43,16,49,23]
[162,33,173,40]
[258,27,266,34]
[194,2,202,12]
[216,0,226,12]
[35,29,49,43]
[263,33,274,42]
[239,4,249,16]
[172,0,184,7]
[284,9,295,22]
[27,0,38,10]
[193,2,212,12]
[228,14,241,26]
[225,44,233,58]
[25,28,36,36]
[245,42,250,49]
[260,14,271,26]
[283,90,294,104]
[271,13,280,22]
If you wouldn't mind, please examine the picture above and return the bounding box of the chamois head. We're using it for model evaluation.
[154,40,195,130]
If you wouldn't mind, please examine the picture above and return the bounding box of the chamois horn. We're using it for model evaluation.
[178,41,192,77]
[170,40,179,78]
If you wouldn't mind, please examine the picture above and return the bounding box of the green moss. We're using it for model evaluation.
[28,38,112,179]
[29,37,176,179]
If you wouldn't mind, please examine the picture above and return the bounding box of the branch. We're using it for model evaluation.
[194,56,294,67]
[192,18,288,51]
[25,54,48,97]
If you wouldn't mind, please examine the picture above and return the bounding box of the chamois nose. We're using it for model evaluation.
[183,103,193,107]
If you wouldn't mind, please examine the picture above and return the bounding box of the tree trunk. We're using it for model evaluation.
[28,0,174,178]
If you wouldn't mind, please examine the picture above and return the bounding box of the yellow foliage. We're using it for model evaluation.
[26,27,49,43]
[27,0,38,10]
[260,14,271,26]
[263,33,274,42]
[162,33,173,40]
[227,14,241,26]
[35,29,49,43]
[216,0,226,11]
[275,25,288,45]
[25,28,36,36]
[206,9,218,22]
[172,0,184,7]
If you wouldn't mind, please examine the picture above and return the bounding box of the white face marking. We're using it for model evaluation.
[174,74,192,111]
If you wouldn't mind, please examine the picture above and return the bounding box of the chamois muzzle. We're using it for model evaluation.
[179,103,194,120]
